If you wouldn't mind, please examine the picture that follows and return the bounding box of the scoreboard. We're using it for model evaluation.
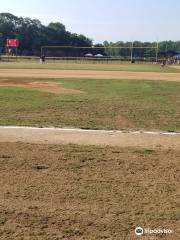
[6,39,20,47]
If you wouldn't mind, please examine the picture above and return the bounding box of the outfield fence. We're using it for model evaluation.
[0,55,169,64]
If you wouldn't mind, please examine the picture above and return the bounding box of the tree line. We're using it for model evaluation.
[102,41,180,59]
[0,13,92,56]
[0,13,180,58]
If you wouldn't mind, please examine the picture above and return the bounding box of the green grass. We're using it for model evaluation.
[0,77,180,132]
[0,60,180,72]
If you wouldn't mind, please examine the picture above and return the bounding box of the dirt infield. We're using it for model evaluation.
[0,69,180,81]
[0,79,82,94]
[0,127,180,149]
[0,142,179,239]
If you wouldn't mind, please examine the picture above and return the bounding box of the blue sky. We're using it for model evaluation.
[0,0,179,43]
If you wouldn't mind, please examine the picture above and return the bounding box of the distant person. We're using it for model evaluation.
[42,55,46,63]
[40,55,46,63]
[160,61,166,68]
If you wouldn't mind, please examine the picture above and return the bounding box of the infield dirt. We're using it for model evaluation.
[0,69,180,81]
[0,79,82,94]
[0,142,179,239]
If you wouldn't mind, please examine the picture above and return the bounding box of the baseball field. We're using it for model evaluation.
[0,61,179,239]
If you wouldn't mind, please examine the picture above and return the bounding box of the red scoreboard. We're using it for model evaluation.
[6,39,20,47]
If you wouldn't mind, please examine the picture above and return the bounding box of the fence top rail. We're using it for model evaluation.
[41,45,158,49]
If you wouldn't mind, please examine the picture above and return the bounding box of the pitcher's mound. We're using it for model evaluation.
[0,79,82,94]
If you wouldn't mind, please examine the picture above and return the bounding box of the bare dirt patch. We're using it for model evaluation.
[0,69,180,81]
[0,79,82,94]
[0,142,179,239]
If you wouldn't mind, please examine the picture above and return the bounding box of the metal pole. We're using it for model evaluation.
[156,42,159,62]
[7,46,9,62]
[41,46,43,57]
[130,41,134,62]
[16,46,18,62]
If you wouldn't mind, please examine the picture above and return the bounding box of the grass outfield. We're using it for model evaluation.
[0,61,180,72]
[0,143,179,239]
[0,77,180,132]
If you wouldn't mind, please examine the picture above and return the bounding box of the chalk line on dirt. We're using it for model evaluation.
[0,126,180,149]
[0,126,180,135]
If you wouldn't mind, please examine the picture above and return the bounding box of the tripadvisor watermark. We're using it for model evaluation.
[135,226,174,236]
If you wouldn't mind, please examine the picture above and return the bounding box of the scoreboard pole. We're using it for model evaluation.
[15,46,17,61]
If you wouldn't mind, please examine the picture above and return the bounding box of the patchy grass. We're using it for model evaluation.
[0,77,180,131]
[0,61,180,72]
[0,78,180,131]
[0,143,179,239]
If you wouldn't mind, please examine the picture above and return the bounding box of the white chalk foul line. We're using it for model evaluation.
[0,126,180,136]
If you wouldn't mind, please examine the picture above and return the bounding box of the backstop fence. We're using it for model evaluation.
[40,44,159,63]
